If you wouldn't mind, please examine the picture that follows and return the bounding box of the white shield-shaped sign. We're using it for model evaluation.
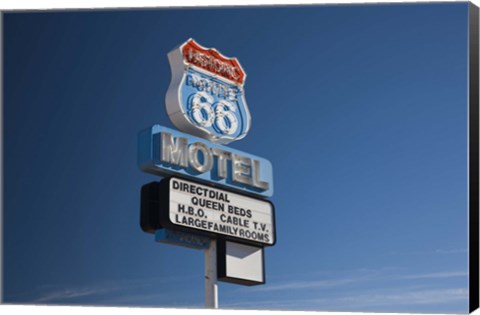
[165,39,251,145]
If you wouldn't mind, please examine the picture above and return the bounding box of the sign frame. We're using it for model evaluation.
[216,240,265,286]
[155,176,277,247]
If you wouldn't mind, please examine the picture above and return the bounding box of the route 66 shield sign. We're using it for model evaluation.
[165,39,251,145]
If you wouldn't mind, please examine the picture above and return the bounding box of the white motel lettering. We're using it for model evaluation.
[161,132,270,191]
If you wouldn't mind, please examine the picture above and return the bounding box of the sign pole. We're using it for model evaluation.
[205,239,218,309]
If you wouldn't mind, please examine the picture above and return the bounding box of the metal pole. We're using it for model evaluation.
[205,239,218,309]
[0,12,3,306]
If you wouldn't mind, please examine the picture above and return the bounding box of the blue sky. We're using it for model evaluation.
[2,3,470,313]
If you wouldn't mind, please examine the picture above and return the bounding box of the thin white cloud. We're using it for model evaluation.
[34,287,113,303]
[397,271,468,280]
[251,278,359,292]
[248,269,467,293]
[307,287,468,309]
[31,280,142,303]
[29,274,198,304]
[434,248,468,254]
[223,287,468,310]
[387,248,467,256]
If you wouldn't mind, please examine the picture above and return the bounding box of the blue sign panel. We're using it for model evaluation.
[155,229,210,250]
[180,68,250,142]
[138,125,274,198]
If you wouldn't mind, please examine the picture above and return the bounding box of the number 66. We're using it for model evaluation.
[189,92,239,135]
